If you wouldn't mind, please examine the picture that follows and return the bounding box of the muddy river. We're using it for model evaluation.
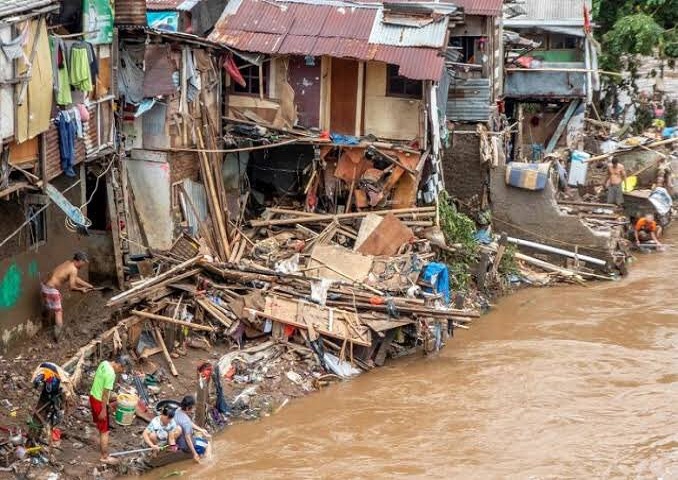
[145,235,677,479]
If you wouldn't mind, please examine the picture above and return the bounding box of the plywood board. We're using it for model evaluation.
[354,213,383,250]
[263,296,371,346]
[357,214,413,257]
[308,244,373,283]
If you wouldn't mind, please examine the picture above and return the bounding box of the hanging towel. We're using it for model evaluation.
[69,45,92,92]
[1,21,30,63]
[50,36,73,105]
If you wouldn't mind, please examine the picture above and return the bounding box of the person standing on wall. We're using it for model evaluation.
[605,157,627,206]
[89,355,130,465]
[41,251,94,341]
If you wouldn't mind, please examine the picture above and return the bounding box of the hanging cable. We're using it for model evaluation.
[64,155,117,233]
[0,180,82,249]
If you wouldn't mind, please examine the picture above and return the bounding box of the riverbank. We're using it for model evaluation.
[0,200,629,479]
[142,235,678,480]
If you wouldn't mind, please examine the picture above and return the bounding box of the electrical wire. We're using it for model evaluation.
[0,180,82,249]
[64,155,116,233]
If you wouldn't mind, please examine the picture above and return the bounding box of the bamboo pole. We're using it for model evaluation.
[106,256,203,307]
[584,137,678,163]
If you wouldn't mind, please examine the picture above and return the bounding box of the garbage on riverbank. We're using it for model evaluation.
[1,191,631,479]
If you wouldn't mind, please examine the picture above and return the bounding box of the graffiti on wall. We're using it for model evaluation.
[0,264,22,309]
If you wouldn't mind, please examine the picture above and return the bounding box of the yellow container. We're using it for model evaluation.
[114,393,138,426]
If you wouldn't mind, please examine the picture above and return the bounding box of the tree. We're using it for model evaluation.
[593,0,678,72]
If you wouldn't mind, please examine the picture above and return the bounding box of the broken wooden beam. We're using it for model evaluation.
[250,207,436,228]
[131,310,215,332]
[106,256,204,307]
[154,327,178,377]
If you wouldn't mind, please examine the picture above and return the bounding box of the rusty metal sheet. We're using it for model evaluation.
[373,46,444,80]
[0,0,57,20]
[142,44,177,97]
[224,0,295,34]
[115,0,148,26]
[322,6,375,39]
[287,3,331,36]
[278,35,318,55]
[446,0,504,16]
[146,0,185,10]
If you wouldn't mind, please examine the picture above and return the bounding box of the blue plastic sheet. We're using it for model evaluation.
[421,262,450,304]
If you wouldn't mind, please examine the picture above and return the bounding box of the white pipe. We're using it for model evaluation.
[507,236,607,266]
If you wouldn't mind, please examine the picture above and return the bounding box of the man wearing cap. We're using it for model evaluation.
[89,356,129,465]
[41,252,94,340]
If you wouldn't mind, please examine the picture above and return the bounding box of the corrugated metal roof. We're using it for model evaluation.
[369,9,449,47]
[146,0,185,11]
[447,77,491,122]
[208,0,451,80]
[0,0,58,20]
[116,0,148,26]
[448,0,503,16]
[504,0,592,26]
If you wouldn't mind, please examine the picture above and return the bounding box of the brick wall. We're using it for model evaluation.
[170,151,201,184]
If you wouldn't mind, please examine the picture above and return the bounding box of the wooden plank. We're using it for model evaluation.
[106,256,203,307]
[131,310,215,332]
[153,327,178,376]
[106,171,125,290]
[357,214,413,257]
[545,100,579,153]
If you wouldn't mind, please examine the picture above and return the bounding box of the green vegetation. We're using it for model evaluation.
[437,192,478,291]
[594,0,678,72]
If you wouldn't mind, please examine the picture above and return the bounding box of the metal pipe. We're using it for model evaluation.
[507,236,607,266]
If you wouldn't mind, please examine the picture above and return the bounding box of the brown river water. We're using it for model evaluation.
[144,234,678,480]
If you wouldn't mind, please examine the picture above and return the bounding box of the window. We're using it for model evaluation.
[550,34,578,50]
[26,195,48,248]
[386,64,422,98]
[231,57,268,96]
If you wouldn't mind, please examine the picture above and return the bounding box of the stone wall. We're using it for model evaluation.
[490,165,619,270]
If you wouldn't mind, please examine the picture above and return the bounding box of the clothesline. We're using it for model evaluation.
[49,29,99,38]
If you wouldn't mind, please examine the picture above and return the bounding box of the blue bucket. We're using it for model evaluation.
[194,437,208,455]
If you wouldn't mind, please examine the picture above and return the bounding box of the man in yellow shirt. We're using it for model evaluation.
[89,356,130,464]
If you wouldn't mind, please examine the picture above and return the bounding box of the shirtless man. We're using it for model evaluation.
[42,252,93,340]
[606,157,627,205]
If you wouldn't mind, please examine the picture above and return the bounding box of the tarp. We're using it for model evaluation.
[421,262,450,304]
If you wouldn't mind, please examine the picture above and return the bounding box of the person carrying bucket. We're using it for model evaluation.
[89,355,131,465]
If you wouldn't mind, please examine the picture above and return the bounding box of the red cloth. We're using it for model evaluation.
[224,54,246,88]
[89,395,109,433]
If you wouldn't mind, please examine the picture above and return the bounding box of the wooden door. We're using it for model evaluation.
[288,56,321,129]
[330,58,358,135]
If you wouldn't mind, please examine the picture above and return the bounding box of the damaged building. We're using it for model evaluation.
[0,0,116,349]
[206,0,457,210]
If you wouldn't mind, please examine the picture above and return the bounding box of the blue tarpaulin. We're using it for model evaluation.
[421,262,450,304]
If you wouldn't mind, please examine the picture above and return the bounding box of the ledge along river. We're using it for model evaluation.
[145,232,677,479]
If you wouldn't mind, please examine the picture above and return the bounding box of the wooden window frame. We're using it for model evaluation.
[231,58,269,97]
